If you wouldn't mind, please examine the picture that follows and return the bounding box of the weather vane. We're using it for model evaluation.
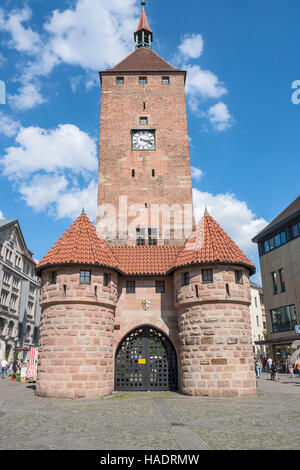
[141,1,146,9]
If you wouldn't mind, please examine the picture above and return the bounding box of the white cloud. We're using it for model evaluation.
[185,65,227,112]
[178,34,204,60]
[193,188,268,255]
[191,166,204,182]
[1,124,97,178]
[208,102,234,131]
[19,175,68,212]
[56,180,97,221]
[44,0,139,71]
[0,112,21,137]
[0,7,42,54]
[0,0,140,109]
[0,210,4,219]
[9,83,46,111]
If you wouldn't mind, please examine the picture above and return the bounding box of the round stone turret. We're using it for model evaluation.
[35,212,119,399]
[170,212,257,397]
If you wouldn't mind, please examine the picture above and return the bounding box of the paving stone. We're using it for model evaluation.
[0,373,299,450]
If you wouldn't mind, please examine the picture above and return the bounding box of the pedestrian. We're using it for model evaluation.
[286,355,292,374]
[1,359,8,379]
[270,363,279,381]
[255,357,262,378]
[12,358,19,375]
[295,356,300,378]
[262,357,267,372]
[289,363,294,378]
[267,357,273,371]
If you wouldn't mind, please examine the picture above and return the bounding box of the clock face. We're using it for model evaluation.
[132,130,155,151]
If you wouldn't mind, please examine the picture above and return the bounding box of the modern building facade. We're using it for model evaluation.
[0,219,41,362]
[253,195,300,359]
[250,282,266,357]
[35,4,257,399]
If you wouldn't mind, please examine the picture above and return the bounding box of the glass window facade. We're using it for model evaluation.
[291,222,300,239]
[271,305,297,333]
[263,231,287,254]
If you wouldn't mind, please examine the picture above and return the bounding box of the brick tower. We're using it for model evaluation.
[97,2,193,246]
[36,3,257,399]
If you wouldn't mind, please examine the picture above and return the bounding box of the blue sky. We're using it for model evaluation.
[0,0,300,282]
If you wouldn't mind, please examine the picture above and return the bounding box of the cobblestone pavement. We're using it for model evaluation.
[0,372,299,450]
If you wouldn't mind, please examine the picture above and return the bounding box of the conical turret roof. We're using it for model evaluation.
[36,212,118,271]
[169,212,255,274]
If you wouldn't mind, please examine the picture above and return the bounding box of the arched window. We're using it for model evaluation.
[8,321,14,337]
[0,317,5,334]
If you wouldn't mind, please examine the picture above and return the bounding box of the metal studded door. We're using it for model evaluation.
[115,326,178,391]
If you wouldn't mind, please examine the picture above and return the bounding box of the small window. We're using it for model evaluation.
[143,102,146,110]
[104,273,111,287]
[139,76,147,85]
[136,228,145,246]
[50,271,57,285]
[235,270,243,284]
[152,169,155,177]
[148,228,157,246]
[116,77,124,84]
[202,269,213,283]
[80,270,91,284]
[132,169,135,178]
[182,272,189,286]
[140,117,148,125]
[162,76,170,84]
[156,281,165,294]
[126,281,135,294]
[279,269,286,293]
[226,283,230,297]
[271,272,278,295]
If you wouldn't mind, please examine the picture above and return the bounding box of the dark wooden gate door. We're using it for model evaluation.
[115,326,178,391]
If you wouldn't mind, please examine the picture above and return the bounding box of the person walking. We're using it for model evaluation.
[267,357,273,371]
[262,357,267,372]
[1,359,8,379]
[286,355,292,374]
[255,357,262,378]
[12,359,19,375]
[295,356,300,378]
[289,363,295,378]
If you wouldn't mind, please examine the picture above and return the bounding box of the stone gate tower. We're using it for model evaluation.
[36,3,257,399]
[97,2,193,246]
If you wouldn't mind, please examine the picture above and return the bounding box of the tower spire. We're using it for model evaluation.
[134,1,153,49]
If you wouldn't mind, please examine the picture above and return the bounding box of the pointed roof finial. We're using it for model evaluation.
[134,1,153,49]
[204,207,209,216]
[81,208,86,215]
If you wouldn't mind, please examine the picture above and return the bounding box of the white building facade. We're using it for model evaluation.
[0,219,41,362]
[250,282,266,357]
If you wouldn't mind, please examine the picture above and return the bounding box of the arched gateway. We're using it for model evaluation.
[115,326,178,391]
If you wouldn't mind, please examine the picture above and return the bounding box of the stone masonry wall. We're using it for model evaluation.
[36,266,116,399]
[175,265,257,397]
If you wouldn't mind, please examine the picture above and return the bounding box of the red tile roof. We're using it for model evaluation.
[113,246,181,275]
[36,212,118,270]
[169,213,255,274]
[108,48,179,73]
[135,9,152,34]
[37,213,255,275]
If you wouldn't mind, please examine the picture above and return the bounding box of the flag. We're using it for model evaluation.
[26,348,38,379]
